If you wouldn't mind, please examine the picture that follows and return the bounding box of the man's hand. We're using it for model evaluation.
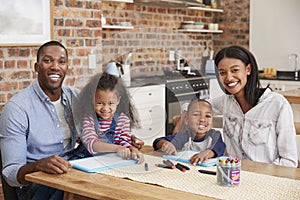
[35,155,71,174]
[131,135,144,150]
[17,155,71,185]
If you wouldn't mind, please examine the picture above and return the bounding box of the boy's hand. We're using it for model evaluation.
[161,141,177,155]
[189,149,214,165]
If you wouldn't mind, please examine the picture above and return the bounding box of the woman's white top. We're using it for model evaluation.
[210,88,298,167]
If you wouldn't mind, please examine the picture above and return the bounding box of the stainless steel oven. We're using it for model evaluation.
[165,75,209,135]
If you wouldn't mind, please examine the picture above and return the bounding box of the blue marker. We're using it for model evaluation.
[144,163,149,171]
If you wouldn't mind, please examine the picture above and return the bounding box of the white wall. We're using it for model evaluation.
[250,0,300,71]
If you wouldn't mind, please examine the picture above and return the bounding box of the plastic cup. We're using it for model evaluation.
[216,158,241,186]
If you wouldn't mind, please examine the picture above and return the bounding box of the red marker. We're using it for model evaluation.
[175,163,187,172]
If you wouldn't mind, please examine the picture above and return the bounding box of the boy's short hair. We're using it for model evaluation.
[187,99,212,113]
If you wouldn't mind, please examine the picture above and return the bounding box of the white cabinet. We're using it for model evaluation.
[260,79,300,92]
[129,84,165,145]
[209,78,224,99]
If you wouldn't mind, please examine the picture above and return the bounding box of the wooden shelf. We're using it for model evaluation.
[102,0,133,3]
[176,29,223,33]
[102,25,134,29]
[187,6,223,13]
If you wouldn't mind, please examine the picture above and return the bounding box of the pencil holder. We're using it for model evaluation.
[216,157,241,186]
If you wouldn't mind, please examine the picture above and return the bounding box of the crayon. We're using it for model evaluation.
[198,169,216,175]
[175,163,187,172]
[176,163,190,170]
[144,163,149,171]
[155,164,174,169]
[163,159,175,167]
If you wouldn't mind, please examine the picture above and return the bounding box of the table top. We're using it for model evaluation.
[25,148,300,200]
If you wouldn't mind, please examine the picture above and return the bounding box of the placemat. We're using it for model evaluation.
[97,155,300,199]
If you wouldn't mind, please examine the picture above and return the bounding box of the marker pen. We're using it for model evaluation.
[198,169,216,175]
[155,164,174,169]
[176,163,190,170]
[144,163,149,171]
[175,163,186,172]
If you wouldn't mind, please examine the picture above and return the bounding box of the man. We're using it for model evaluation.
[0,41,144,199]
[0,41,77,199]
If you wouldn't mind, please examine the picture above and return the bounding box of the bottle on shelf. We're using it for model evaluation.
[101,14,106,26]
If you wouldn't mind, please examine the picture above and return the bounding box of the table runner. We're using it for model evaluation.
[97,155,300,199]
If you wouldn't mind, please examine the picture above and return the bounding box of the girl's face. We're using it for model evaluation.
[217,57,251,97]
[187,101,213,139]
[94,89,120,120]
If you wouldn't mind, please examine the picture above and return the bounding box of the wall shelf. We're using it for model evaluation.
[187,6,223,13]
[102,25,134,29]
[177,29,223,33]
[102,0,133,3]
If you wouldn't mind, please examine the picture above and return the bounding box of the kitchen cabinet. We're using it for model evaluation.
[260,79,300,92]
[209,77,224,99]
[128,84,165,145]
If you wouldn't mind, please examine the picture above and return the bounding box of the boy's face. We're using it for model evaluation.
[94,89,120,120]
[187,101,213,138]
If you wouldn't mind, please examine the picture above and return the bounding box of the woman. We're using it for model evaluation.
[210,45,298,167]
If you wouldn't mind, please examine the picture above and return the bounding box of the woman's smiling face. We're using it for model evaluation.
[217,57,251,96]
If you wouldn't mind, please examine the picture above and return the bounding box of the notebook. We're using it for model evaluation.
[70,153,137,173]
[162,150,217,167]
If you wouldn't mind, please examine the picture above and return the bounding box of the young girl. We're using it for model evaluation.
[81,72,144,163]
[153,99,226,165]
[210,45,298,167]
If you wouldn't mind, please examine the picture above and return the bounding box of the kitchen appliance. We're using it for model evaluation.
[165,72,209,135]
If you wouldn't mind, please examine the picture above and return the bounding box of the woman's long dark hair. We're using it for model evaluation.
[214,45,267,106]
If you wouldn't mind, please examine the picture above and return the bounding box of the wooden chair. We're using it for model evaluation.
[0,152,18,200]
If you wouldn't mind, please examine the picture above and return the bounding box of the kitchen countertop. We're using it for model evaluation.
[129,71,212,88]
[259,70,300,81]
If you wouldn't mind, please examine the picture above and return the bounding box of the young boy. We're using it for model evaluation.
[153,99,226,165]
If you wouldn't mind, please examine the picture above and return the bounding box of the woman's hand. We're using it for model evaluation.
[189,149,214,165]
[130,147,144,164]
[131,135,144,150]
[161,141,177,155]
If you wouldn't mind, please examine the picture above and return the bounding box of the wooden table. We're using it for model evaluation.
[25,148,300,200]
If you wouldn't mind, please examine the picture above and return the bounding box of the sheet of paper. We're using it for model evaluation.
[70,153,136,173]
[163,150,217,167]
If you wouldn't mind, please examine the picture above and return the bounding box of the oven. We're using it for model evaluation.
[165,76,209,135]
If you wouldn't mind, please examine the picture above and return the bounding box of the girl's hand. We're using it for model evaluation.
[161,141,177,155]
[130,147,144,164]
[131,135,144,150]
[117,146,131,160]
[189,149,214,165]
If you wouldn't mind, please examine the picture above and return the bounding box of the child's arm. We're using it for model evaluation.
[129,146,144,164]
[92,141,132,160]
[156,140,177,155]
[189,149,215,165]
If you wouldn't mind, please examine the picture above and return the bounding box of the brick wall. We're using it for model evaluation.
[0,0,250,111]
